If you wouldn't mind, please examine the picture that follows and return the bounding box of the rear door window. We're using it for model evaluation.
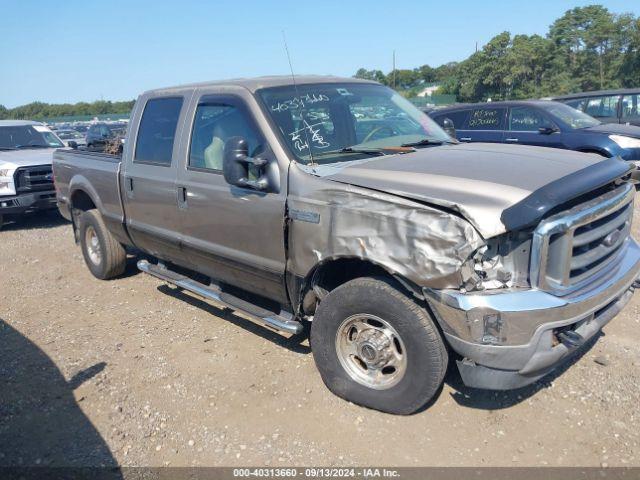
[582,95,619,119]
[466,107,506,130]
[621,94,640,122]
[134,97,184,165]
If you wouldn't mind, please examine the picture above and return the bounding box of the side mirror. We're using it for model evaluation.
[68,141,78,149]
[538,126,558,135]
[442,118,456,139]
[223,137,269,191]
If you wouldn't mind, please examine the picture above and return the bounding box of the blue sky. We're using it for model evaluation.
[2,0,639,108]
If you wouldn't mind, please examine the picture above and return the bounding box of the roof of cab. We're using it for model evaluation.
[552,88,640,100]
[431,99,564,113]
[0,120,43,127]
[141,75,377,96]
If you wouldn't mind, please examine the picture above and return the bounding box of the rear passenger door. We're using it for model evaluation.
[121,95,192,265]
[456,106,507,143]
[175,93,289,304]
[505,106,565,149]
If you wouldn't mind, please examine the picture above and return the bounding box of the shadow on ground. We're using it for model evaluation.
[0,210,68,232]
[444,332,602,410]
[0,318,120,474]
[157,284,311,354]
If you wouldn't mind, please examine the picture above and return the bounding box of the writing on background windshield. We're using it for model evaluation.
[258,84,451,164]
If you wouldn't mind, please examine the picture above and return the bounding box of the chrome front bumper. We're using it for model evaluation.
[425,238,640,390]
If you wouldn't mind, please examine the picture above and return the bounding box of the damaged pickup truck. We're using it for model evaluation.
[53,76,640,414]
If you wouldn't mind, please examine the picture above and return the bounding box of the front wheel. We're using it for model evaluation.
[310,277,448,414]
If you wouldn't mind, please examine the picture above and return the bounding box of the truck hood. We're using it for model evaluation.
[0,148,55,169]
[323,143,630,238]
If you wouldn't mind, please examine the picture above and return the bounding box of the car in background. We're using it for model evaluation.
[56,129,87,148]
[0,120,63,228]
[552,89,640,127]
[72,124,89,134]
[86,122,127,151]
[427,100,640,182]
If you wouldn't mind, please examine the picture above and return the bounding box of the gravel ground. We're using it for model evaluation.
[0,198,639,468]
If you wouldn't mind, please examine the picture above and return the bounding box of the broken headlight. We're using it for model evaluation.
[460,232,532,292]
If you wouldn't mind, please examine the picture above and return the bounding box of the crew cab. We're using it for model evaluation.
[53,76,640,414]
[552,88,640,127]
[0,120,63,228]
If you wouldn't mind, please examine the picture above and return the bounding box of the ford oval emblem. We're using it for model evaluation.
[602,230,621,248]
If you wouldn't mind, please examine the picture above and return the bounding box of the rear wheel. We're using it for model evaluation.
[310,277,448,414]
[79,209,126,279]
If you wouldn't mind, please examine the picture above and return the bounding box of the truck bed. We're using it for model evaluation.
[52,148,125,230]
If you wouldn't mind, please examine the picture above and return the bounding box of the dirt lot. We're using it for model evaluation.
[1,199,639,468]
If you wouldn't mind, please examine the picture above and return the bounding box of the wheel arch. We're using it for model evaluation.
[577,146,612,158]
[67,178,104,243]
[296,256,424,317]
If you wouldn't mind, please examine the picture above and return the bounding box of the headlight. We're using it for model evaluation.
[0,167,16,196]
[0,181,16,196]
[609,135,640,149]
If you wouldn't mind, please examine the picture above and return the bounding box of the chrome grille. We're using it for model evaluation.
[531,183,635,295]
[14,165,54,193]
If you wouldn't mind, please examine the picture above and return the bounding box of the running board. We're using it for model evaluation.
[137,259,303,334]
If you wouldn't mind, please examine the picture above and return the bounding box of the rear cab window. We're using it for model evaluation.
[134,97,184,166]
[466,107,507,130]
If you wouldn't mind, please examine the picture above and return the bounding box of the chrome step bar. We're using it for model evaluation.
[137,259,303,334]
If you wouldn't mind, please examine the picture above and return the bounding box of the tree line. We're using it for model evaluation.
[355,5,640,102]
[0,100,135,121]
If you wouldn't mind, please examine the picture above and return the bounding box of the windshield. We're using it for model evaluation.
[257,83,452,164]
[544,103,601,129]
[0,125,64,149]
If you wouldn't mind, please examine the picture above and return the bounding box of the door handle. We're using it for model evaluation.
[459,137,472,142]
[124,176,134,198]
[177,186,188,209]
[505,138,519,142]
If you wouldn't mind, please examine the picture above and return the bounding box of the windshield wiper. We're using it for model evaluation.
[15,144,51,149]
[312,147,388,158]
[400,138,450,148]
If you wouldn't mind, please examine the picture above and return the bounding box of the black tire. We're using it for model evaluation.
[311,277,448,414]
[79,209,126,279]
[0,214,4,230]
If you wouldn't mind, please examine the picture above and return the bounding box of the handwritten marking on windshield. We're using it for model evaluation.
[271,93,329,113]
[289,120,330,152]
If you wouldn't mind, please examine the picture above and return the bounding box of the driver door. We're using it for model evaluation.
[176,93,289,303]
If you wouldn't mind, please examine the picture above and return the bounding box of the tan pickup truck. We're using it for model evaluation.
[53,76,640,414]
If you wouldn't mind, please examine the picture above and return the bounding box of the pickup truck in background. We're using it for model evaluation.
[53,76,640,414]
[0,120,64,229]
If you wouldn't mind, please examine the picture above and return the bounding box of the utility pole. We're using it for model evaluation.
[392,50,396,89]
